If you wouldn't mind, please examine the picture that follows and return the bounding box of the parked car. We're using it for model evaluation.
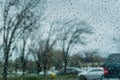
[39,70,56,76]
[57,67,82,75]
[78,67,103,80]
[103,53,120,79]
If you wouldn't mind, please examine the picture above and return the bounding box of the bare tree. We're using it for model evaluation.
[57,19,93,74]
[20,37,28,75]
[29,42,42,74]
[83,49,104,64]
[29,21,58,76]
[19,25,37,75]
[69,53,83,67]
[2,0,46,79]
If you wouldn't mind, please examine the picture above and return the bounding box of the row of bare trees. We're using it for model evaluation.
[0,0,94,80]
[1,0,46,80]
[9,49,104,73]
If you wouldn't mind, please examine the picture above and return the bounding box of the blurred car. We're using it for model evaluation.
[57,67,82,75]
[103,53,120,79]
[39,70,56,77]
[78,67,103,80]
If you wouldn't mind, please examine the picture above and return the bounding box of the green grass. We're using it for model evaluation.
[0,75,77,80]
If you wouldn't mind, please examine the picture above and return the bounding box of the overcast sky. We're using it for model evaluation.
[0,0,120,58]
[45,0,120,56]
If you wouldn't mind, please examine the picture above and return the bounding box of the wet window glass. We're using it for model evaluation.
[0,0,120,80]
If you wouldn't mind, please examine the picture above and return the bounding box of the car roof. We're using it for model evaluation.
[67,67,80,69]
[81,67,103,71]
[61,67,81,71]
[108,53,120,57]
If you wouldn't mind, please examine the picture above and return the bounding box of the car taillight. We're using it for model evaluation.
[104,67,108,75]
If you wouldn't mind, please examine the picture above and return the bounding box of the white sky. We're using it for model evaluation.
[45,0,120,56]
[1,0,120,59]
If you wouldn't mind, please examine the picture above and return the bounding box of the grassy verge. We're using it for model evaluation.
[0,75,77,80]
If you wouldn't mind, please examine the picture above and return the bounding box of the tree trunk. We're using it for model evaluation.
[15,66,17,74]
[43,59,47,77]
[21,39,26,75]
[64,57,67,75]
[3,51,9,80]
[36,61,41,74]
[21,55,27,75]
[22,59,26,75]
